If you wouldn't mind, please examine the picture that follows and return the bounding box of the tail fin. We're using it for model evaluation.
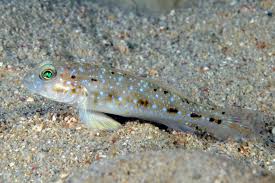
[217,107,270,140]
[186,107,273,142]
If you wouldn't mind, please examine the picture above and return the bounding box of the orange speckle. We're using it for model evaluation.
[238,142,251,156]
[148,69,159,76]
[256,41,268,49]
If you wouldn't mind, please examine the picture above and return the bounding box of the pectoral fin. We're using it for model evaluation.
[79,108,121,130]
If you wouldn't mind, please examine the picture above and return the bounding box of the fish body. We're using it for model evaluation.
[23,61,264,140]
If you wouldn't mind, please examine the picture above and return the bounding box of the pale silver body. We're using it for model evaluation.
[23,61,265,140]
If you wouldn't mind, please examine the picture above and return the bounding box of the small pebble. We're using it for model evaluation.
[60,172,69,179]
[52,114,57,122]
[9,162,15,167]
[26,97,34,102]
[116,40,129,54]
[199,66,210,73]
[272,127,275,135]
[1,1,275,182]
[6,65,12,69]
[32,124,45,132]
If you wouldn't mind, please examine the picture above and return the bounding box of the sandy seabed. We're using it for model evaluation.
[0,0,275,182]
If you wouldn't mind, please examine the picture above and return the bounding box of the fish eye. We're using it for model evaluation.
[39,64,57,80]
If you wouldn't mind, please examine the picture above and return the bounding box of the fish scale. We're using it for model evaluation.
[23,61,266,140]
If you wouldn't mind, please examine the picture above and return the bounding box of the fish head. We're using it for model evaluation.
[23,62,88,105]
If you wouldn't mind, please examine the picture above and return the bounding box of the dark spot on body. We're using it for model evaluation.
[167,107,178,113]
[190,113,202,118]
[209,118,215,122]
[137,99,149,107]
[221,111,225,115]
[153,88,157,92]
[111,71,115,74]
[71,88,76,94]
[53,87,65,93]
[217,119,222,124]
[209,117,222,124]
[163,90,168,94]
[91,78,98,82]
[107,93,113,100]
[71,75,76,79]
[93,92,99,104]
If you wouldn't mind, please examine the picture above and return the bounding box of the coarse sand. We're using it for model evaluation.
[0,0,275,182]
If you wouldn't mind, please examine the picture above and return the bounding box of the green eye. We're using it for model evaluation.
[39,64,57,80]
